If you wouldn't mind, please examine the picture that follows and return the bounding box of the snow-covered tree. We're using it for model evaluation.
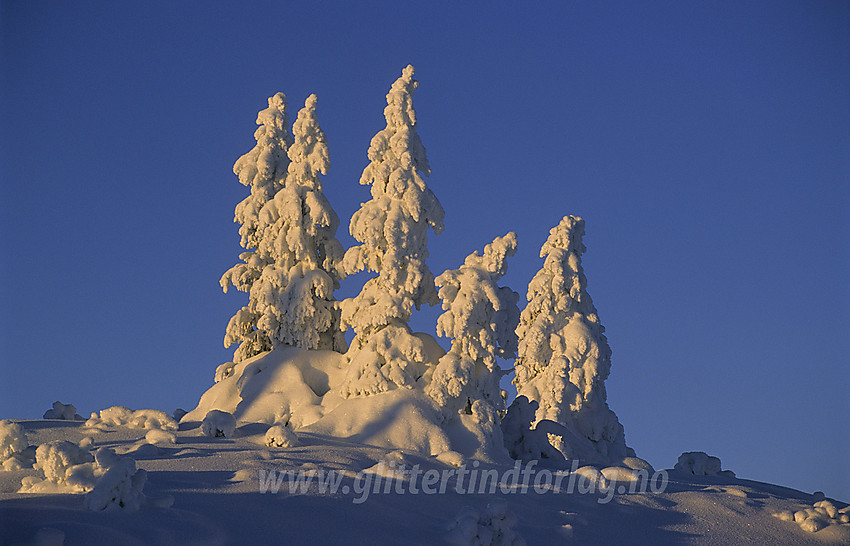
[250,94,347,352]
[220,92,293,362]
[338,65,445,397]
[340,65,445,345]
[510,216,631,461]
[427,233,520,418]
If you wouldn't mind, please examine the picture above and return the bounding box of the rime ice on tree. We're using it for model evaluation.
[509,216,631,462]
[339,65,445,397]
[220,92,293,362]
[427,233,520,418]
[251,94,346,353]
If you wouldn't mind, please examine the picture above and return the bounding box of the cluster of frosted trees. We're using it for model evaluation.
[220,66,630,462]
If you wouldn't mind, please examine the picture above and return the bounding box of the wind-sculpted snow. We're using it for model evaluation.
[510,216,631,465]
[428,233,520,419]
[341,65,445,348]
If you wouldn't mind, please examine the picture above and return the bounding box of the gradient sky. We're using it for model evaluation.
[2,1,848,500]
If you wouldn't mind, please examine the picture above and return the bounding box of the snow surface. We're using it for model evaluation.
[2,418,848,544]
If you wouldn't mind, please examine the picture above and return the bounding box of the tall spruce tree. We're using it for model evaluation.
[338,65,445,397]
[511,216,631,461]
[252,94,346,352]
[220,93,293,362]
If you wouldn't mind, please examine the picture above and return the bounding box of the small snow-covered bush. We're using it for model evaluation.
[43,401,83,420]
[86,407,177,431]
[202,410,237,438]
[774,499,850,533]
[673,451,734,477]
[265,423,299,448]
[145,429,177,445]
[84,456,147,511]
[0,420,34,470]
[446,500,526,546]
[34,441,93,484]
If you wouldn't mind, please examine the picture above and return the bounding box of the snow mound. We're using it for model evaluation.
[0,420,34,470]
[184,345,344,428]
[202,410,237,438]
[265,423,299,448]
[673,451,735,477]
[86,407,177,431]
[774,500,850,534]
[188,344,512,461]
[303,389,451,456]
[446,500,526,545]
[84,455,147,512]
[145,429,177,445]
[43,401,83,420]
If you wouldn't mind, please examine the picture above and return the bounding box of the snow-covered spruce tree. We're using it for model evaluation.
[339,65,445,397]
[427,233,520,419]
[251,94,347,352]
[508,216,632,462]
[220,93,293,362]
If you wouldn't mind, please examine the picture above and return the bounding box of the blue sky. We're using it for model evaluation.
[2,1,848,500]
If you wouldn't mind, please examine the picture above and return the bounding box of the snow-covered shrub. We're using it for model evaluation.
[340,65,445,353]
[500,397,564,463]
[339,321,432,397]
[30,440,95,490]
[84,456,147,512]
[202,410,237,438]
[511,216,631,464]
[427,233,519,418]
[87,407,177,431]
[221,92,293,362]
[774,500,850,533]
[672,451,727,476]
[265,423,299,448]
[0,420,34,470]
[172,408,187,421]
[446,500,526,546]
[43,401,83,420]
[145,429,177,445]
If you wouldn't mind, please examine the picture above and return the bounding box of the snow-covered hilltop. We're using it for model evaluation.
[1,66,847,544]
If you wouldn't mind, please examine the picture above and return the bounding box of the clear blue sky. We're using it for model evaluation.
[2,1,848,500]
